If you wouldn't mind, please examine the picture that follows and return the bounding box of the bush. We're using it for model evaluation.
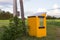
[1,16,26,40]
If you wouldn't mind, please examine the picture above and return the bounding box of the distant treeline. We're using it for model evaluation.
[46,15,60,19]
[0,10,13,20]
[0,10,60,20]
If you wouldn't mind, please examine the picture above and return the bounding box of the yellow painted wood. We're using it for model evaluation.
[28,17,37,36]
[27,13,46,37]
[36,14,46,37]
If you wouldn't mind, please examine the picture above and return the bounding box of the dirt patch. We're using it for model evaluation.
[56,28,60,40]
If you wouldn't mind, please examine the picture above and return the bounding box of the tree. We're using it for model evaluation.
[46,15,52,19]
[0,10,13,20]
[46,15,57,19]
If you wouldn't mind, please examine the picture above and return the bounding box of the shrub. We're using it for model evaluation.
[1,16,26,40]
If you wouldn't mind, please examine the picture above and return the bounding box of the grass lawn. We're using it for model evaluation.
[0,20,9,27]
[47,19,60,40]
[0,19,60,40]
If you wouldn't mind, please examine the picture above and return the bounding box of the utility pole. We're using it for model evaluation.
[13,0,17,16]
[19,0,26,35]
[20,0,25,21]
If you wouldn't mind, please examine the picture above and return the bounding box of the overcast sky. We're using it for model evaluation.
[0,0,60,17]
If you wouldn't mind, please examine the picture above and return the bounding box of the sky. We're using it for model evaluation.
[0,0,60,17]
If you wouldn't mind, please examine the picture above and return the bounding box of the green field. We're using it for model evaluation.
[0,19,60,40]
[47,19,60,40]
[0,20,9,27]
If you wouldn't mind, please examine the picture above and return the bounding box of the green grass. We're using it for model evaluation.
[0,20,9,27]
[0,19,60,40]
[47,19,60,40]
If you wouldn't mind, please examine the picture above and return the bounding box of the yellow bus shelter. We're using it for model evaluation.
[27,12,46,37]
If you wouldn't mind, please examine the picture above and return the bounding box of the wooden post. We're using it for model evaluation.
[20,0,25,21]
[13,0,17,17]
[19,0,26,35]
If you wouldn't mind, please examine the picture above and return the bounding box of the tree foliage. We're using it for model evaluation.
[46,15,57,19]
[0,10,13,20]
